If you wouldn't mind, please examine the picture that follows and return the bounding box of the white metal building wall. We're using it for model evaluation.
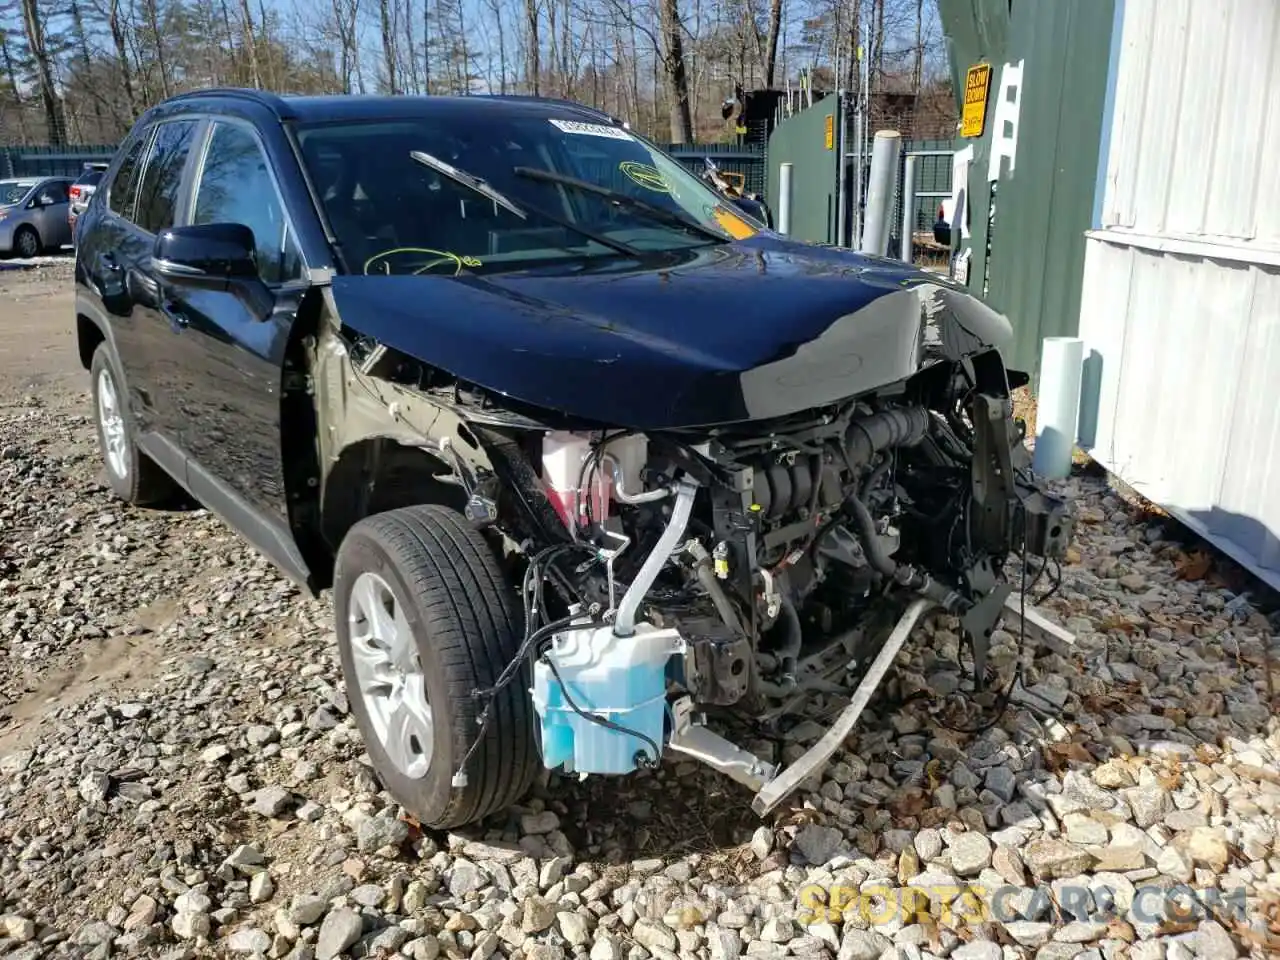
[1077,0,1280,590]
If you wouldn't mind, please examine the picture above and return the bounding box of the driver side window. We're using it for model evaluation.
[37,181,68,205]
[192,122,302,284]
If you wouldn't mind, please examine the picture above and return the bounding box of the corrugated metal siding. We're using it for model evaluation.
[1079,243,1280,588]
[937,0,1116,375]
[1101,0,1280,247]
[1080,0,1280,590]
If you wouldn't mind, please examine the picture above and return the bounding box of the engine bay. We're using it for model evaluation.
[326,329,1074,809]
[508,348,1072,794]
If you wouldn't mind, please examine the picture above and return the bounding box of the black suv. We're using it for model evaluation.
[75,89,1069,829]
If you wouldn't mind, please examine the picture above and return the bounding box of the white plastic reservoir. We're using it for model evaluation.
[532,622,684,774]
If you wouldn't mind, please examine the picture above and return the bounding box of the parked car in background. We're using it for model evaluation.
[69,162,109,240]
[0,176,73,257]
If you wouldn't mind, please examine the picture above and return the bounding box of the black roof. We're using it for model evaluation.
[164,88,624,127]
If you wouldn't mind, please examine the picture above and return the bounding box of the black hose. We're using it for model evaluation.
[694,558,745,636]
[845,493,899,578]
[773,595,802,677]
[844,407,931,467]
[860,454,893,501]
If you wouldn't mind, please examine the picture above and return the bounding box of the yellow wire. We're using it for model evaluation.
[362,247,482,277]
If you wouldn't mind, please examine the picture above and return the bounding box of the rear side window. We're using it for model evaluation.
[135,119,199,233]
[192,122,301,284]
[107,131,149,219]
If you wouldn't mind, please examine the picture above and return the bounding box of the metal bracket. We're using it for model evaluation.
[666,697,777,791]
[751,597,934,816]
[1001,592,1076,648]
[961,582,1013,690]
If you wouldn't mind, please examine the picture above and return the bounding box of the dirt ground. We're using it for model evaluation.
[2,255,1278,959]
[0,259,83,409]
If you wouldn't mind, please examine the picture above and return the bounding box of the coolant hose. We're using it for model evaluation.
[847,492,964,612]
[773,595,802,678]
[845,493,899,578]
[614,478,698,638]
[602,454,671,504]
[844,407,931,467]
[686,541,745,636]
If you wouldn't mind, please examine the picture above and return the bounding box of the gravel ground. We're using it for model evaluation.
[1,259,1278,960]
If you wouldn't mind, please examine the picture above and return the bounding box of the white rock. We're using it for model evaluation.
[173,912,211,940]
[750,826,774,860]
[228,927,272,954]
[1,915,36,942]
[557,912,590,946]
[315,908,363,960]
[249,872,275,904]
[947,833,992,876]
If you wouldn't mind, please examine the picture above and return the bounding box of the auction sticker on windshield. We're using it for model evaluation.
[549,119,634,140]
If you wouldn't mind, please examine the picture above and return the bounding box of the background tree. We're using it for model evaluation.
[0,0,953,146]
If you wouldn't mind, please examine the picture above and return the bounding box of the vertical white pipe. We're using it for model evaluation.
[900,153,917,264]
[1031,336,1085,480]
[860,130,901,256]
[778,162,793,236]
[835,96,848,247]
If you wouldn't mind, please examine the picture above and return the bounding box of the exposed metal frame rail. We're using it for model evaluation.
[665,589,1075,818]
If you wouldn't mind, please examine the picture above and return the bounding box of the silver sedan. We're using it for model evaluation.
[0,177,74,257]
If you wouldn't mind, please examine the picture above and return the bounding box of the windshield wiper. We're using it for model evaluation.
[408,150,641,258]
[512,166,727,243]
[411,150,528,219]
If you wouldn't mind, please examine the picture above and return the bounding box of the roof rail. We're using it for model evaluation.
[479,94,621,124]
[165,87,295,118]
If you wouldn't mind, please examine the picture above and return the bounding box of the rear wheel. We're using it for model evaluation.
[334,505,537,829]
[13,226,39,258]
[90,344,177,505]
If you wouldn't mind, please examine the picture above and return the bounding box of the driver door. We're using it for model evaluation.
[161,118,307,542]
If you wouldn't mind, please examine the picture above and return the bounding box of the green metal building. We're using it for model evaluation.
[938,0,1117,376]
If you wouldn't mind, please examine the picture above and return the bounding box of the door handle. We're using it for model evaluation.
[161,300,189,330]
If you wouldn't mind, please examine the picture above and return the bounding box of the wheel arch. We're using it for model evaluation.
[75,295,124,371]
[76,312,107,370]
[285,304,480,592]
[320,438,468,561]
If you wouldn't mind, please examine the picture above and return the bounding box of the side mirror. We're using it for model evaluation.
[153,223,274,319]
[153,223,259,285]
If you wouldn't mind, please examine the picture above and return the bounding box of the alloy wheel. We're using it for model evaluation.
[96,368,129,480]
[347,571,434,778]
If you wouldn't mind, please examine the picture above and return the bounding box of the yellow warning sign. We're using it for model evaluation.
[961,63,992,138]
[824,114,834,150]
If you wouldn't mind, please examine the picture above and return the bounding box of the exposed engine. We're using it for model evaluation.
[516,348,1073,786]
[336,331,1073,809]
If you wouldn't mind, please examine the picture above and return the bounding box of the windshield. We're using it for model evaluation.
[295,114,763,276]
[0,181,36,205]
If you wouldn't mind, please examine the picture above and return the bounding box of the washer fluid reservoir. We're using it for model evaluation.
[532,622,683,775]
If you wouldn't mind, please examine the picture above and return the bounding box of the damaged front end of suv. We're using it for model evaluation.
[307,239,1074,821]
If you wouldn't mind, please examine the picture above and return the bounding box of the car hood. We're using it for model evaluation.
[328,234,1013,430]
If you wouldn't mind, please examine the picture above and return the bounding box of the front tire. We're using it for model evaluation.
[13,225,39,258]
[90,343,177,505]
[334,505,537,829]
